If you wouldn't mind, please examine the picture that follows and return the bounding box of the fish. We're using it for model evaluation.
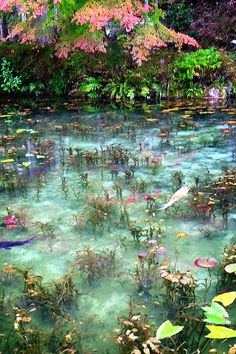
[0,237,36,250]
[125,197,138,203]
[176,232,189,238]
[159,186,190,210]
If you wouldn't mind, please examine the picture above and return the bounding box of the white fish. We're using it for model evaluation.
[159,186,190,210]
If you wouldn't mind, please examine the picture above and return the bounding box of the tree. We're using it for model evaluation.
[0,0,199,65]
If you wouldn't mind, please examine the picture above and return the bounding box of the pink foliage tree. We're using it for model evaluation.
[0,0,200,64]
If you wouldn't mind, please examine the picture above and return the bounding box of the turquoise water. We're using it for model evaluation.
[0,99,235,353]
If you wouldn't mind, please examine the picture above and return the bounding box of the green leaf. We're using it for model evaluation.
[212,292,236,307]
[0,114,13,118]
[156,320,184,340]
[22,162,31,168]
[202,301,229,320]
[203,314,230,325]
[225,263,236,274]
[28,129,39,134]
[206,326,236,339]
[36,155,45,159]
[16,129,27,134]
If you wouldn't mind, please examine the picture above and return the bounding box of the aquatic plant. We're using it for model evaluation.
[74,246,117,285]
[14,268,80,317]
[171,171,184,191]
[159,266,197,311]
[0,308,82,353]
[217,242,236,291]
[36,221,56,240]
[84,194,118,233]
[114,310,159,353]
[130,178,148,194]
[79,172,89,188]
[61,176,69,198]
[129,220,165,244]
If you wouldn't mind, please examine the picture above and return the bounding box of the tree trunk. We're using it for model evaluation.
[0,16,8,39]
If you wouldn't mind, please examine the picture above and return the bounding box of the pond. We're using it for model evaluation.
[0,99,235,353]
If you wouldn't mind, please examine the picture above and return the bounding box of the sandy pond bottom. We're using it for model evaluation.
[0,99,235,353]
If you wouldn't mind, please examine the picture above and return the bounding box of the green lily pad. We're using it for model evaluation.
[202,301,230,325]
[202,301,229,319]
[22,162,31,168]
[25,153,34,158]
[156,320,184,340]
[203,313,230,325]
[206,325,236,339]
[225,263,236,274]
[36,155,45,159]
[28,129,39,134]
[0,114,13,118]
[16,129,27,134]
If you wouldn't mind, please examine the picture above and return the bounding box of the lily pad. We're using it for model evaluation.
[0,159,15,163]
[0,114,13,118]
[225,263,236,274]
[206,326,236,339]
[202,302,230,325]
[22,162,31,168]
[16,129,27,134]
[212,292,236,307]
[25,153,34,158]
[36,155,45,159]
[203,313,230,325]
[156,320,184,340]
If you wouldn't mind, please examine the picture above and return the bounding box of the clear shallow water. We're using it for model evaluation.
[0,99,236,353]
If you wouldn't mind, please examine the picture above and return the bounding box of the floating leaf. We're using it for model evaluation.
[202,302,229,321]
[0,114,13,118]
[36,155,45,159]
[22,162,31,168]
[146,118,158,122]
[25,153,34,158]
[156,320,184,340]
[181,114,191,119]
[206,326,236,339]
[16,129,27,134]
[203,313,230,325]
[0,159,15,163]
[212,292,236,307]
[225,263,236,274]
[28,129,39,134]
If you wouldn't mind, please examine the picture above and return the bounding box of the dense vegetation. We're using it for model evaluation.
[0,0,235,101]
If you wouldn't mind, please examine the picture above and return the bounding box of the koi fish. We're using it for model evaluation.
[159,186,190,210]
[0,237,36,250]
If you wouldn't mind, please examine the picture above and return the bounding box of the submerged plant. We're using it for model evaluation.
[74,246,117,285]
[171,170,184,191]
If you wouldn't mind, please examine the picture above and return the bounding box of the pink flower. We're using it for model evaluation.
[142,194,154,201]
[194,258,218,268]
[138,252,148,260]
[147,239,157,244]
[3,215,18,225]
[153,189,161,195]
[156,246,168,255]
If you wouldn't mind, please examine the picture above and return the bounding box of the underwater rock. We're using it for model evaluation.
[208,87,227,99]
